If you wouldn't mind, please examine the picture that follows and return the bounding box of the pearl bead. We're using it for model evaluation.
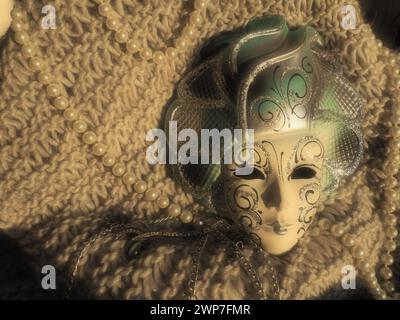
[112,163,125,177]
[28,58,42,71]
[102,155,115,167]
[46,84,61,98]
[11,8,23,20]
[380,267,393,280]
[371,279,379,290]
[37,71,52,84]
[185,27,196,38]
[351,246,365,259]
[318,218,331,230]
[126,40,139,53]
[156,196,170,208]
[63,108,78,121]
[11,21,24,32]
[393,140,400,150]
[372,283,381,292]
[82,131,97,144]
[175,38,187,50]
[106,18,119,31]
[72,120,87,133]
[391,127,400,137]
[145,188,159,201]
[168,204,181,217]
[134,180,147,193]
[381,253,394,265]
[54,96,69,110]
[166,47,177,58]
[180,210,193,224]
[122,173,135,185]
[115,31,128,43]
[139,48,152,60]
[331,224,345,237]
[361,261,371,270]
[387,227,398,238]
[385,214,397,226]
[153,51,164,64]
[98,3,112,16]
[194,0,207,10]
[190,12,203,25]
[387,177,398,188]
[384,281,395,293]
[342,234,356,247]
[385,240,397,252]
[21,45,35,58]
[14,31,28,45]
[378,292,387,300]
[92,143,107,156]
[366,269,376,279]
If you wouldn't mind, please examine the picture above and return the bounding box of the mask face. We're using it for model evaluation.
[165,15,363,256]
[214,131,324,255]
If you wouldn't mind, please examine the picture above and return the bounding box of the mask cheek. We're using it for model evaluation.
[296,182,321,238]
[215,178,264,228]
[297,206,317,239]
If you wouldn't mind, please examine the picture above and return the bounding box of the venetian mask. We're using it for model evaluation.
[164,15,363,255]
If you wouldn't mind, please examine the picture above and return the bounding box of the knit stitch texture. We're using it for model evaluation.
[0,0,399,299]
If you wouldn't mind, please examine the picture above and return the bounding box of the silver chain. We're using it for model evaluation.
[65,217,280,300]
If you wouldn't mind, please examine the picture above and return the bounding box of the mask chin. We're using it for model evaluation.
[259,232,299,255]
[0,0,13,38]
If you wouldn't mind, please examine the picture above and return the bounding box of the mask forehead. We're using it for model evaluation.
[261,132,324,165]
[223,130,324,176]
[246,53,316,138]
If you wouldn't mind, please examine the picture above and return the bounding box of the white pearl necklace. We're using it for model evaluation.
[9,0,209,226]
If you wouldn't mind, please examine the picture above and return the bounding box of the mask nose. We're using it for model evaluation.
[262,178,282,212]
[262,179,291,233]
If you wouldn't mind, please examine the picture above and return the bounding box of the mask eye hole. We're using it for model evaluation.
[290,166,316,180]
[235,167,265,180]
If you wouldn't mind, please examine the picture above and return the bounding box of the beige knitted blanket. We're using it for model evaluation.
[0,0,399,299]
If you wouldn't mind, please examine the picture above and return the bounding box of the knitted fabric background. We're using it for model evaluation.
[0,0,399,299]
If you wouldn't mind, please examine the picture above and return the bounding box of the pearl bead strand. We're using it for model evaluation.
[10,1,209,226]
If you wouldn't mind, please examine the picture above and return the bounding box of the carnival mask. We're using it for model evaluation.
[165,15,363,255]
